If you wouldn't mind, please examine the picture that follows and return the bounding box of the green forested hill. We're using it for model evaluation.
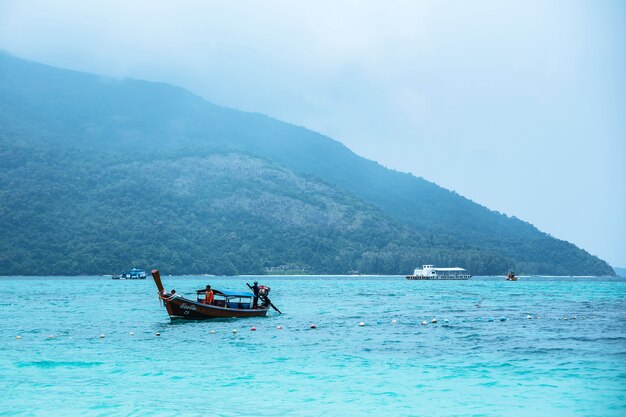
[0,53,615,276]
[0,143,498,275]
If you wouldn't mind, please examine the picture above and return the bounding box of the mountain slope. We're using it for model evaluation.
[0,53,614,275]
[613,267,626,278]
[1,143,495,275]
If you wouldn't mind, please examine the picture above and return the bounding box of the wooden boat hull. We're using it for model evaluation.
[164,296,269,320]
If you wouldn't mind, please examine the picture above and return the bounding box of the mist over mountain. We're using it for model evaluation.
[0,53,614,276]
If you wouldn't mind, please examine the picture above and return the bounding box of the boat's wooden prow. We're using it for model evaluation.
[151,269,165,293]
[151,269,175,317]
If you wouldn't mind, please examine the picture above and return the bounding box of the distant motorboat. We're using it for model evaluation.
[406,265,471,280]
[112,268,147,279]
[506,271,518,281]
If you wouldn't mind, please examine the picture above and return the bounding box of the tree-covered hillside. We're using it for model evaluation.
[0,143,506,275]
[0,53,615,275]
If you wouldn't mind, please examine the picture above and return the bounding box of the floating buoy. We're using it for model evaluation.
[129,332,134,336]
[421,321,428,326]
[48,335,55,339]
[571,316,577,320]
[251,327,257,331]
[359,322,365,327]
[15,335,21,340]
[499,317,507,322]
[232,329,238,334]
[488,318,494,322]
[99,334,106,339]
[431,318,437,324]
[443,319,449,323]
[210,330,215,334]
[563,317,568,320]
[527,315,532,320]
[391,319,397,324]
[277,326,283,330]
[155,332,161,336]
[310,324,317,329]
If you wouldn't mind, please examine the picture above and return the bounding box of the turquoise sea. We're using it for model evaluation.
[1,275,625,417]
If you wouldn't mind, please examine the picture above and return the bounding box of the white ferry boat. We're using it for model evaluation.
[406,265,471,280]
[112,268,147,279]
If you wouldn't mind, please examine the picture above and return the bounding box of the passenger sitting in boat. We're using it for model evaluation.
[204,285,214,305]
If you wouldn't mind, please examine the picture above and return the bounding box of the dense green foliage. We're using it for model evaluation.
[0,143,503,275]
[0,53,615,276]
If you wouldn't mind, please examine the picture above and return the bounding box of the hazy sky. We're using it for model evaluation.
[1,0,624,267]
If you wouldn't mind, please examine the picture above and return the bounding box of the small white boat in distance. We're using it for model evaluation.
[406,265,471,280]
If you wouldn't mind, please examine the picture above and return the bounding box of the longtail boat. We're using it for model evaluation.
[151,269,279,320]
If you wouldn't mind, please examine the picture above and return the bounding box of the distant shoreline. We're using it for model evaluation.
[0,274,622,279]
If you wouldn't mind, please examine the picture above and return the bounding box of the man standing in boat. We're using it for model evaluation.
[251,281,260,309]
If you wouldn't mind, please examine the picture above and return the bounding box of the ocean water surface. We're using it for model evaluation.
[1,275,625,416]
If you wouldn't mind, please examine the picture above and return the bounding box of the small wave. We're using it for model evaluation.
[17,360,103,368]
[520,348,577,355]
[549,336,626,343]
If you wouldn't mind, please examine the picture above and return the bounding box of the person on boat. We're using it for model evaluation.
[251,281,260,309]
[204,285,214,305]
